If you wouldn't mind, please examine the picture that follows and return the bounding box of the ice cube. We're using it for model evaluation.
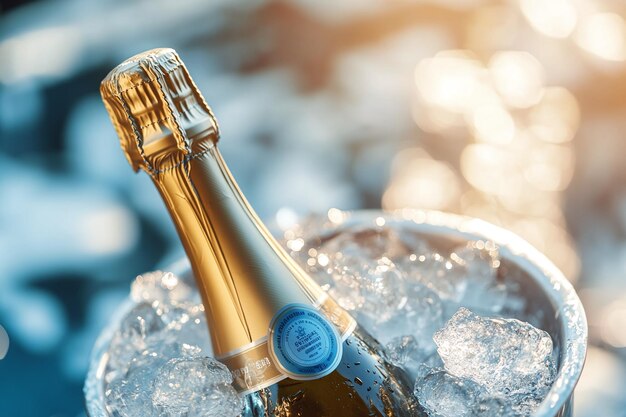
[384,335,427,379]
[106,302,167,376]
[152,357,243,417]
[105,376,151,417]
[451,241,500,282]
[434,308,556,403]
[329,254,405,322]
[105,350,163,417]
[414,369,487,417]
[402,252,467,303]
[107,296,216,378]
[121,302,167,341]
[414,352,445,383]
[414,368,520,417]
[450,241,506,314]
[400,283,443,346]
[291,222,445,347]
[475,397,517,417]
[162,302,213,356]
[371,282,443,347]
[105,343,208,417]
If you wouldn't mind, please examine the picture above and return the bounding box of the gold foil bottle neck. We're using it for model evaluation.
[101,48,357,394]
[100,48,219,174]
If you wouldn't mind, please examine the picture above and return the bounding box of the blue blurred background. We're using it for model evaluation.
[1,0,626,416]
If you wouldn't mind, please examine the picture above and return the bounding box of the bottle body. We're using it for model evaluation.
[158,146,418,416]
[242,326,419,417]
[100,48,419,417]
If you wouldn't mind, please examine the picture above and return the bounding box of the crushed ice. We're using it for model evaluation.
[287,220,557,416]
[97,221,557,417]
[102,270,242,417]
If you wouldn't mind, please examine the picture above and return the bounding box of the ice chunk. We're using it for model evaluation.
[434,308,556,402]
[399,283,443,346]
[106,302,215,382]
[414,369,487,417]
[414,368,518,417]
[402,252,467,303]
[509,396,543,417]
[450,241,506,314]
[452,241,500,282]
[106,302,167,376]
[329,254,405,322]
[384,335,446,382]
[104,271,235,416]
[324,249,444,346]
[105,349,163,417]
[384,335,429,380]
[396,240,507,317]
[162,302,213,356]
[303,224,443,344]
[372,283,443,347]
[105,373,152,417]
[152,357,243,417]
[105,343,208,417]
[414,352,445,383]
[120,302,167,341]
[475,397,517,417]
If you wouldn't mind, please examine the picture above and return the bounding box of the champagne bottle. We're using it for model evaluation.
[100,48,419,417]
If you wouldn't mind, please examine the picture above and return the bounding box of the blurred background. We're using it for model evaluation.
[0,0,625,415]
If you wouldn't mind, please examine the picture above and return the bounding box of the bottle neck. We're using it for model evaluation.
[151,141,324,356]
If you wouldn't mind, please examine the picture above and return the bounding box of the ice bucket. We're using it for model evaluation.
[85,210,587,417]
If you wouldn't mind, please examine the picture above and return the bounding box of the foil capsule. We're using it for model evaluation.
[100,48,219,173]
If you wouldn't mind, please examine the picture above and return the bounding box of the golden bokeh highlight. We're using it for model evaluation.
[489,51,545,109]
[576,12,626,62]
[520,0,578,39]
[399,20,585,280]
[383,149,461,211]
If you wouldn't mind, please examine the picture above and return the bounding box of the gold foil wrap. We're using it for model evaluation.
[100,48,219,173]
[100,48,355,394]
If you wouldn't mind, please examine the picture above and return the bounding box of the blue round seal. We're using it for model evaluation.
[268,303,343,380]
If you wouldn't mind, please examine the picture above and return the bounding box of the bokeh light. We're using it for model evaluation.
[489,51,545,109]
[471,104,515,145]
[576,12,626,62]
[519,0,578,39]
[383,148,461,211]
[527,87,580,145]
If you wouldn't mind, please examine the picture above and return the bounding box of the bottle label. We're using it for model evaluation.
[219,297,355,393]
[268,304,343,380]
